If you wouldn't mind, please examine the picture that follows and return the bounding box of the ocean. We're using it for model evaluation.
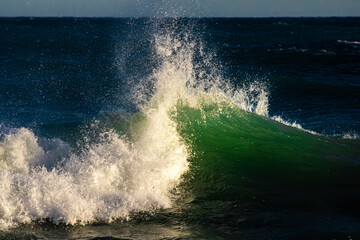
[0,17,360,239]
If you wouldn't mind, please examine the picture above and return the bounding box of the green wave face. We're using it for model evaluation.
[169,97,360,201]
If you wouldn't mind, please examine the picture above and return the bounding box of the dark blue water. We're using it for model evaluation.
[0,17,360,240]
[1,18,359,136]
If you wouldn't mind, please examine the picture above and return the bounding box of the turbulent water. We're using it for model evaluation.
[0,17,360,239]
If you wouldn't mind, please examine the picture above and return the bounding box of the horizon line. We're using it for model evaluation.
[0,15,359,19]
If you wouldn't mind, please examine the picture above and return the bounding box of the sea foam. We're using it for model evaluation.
[0,120,188,229]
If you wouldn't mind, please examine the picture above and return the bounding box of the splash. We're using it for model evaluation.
[135,20,269,117]
[0,19,271,230]
[0,122,188,229]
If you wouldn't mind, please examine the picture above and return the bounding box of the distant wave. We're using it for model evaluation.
[337,40,360,46]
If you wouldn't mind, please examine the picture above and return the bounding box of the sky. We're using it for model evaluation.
[0,0,359,17]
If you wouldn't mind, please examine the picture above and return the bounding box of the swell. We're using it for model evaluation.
[170,98,360,200]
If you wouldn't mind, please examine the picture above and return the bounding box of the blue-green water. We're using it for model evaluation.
[0,18,360,239]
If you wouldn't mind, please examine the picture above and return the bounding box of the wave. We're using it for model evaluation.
[337,40,360,46]
[1,20,359,230]
[171,101,360,202]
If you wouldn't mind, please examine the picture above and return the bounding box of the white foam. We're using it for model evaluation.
[342,133,359,140]
[0,122,188,229]
[337,40,360,45]
[0,128,69,172]
[271,116,318,135]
